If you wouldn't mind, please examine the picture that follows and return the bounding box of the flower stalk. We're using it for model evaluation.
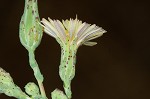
[28,50,46,98]
[19,0,47,98]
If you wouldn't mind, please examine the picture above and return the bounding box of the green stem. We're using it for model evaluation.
[28,50,47,99]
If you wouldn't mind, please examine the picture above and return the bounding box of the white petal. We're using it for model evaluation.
[77,28,100,44]
[68,19,73,37]
[44,28,56,38]
[76,22,86,36]
[62,19,69,30]
[40,21,56,38]
[48,17,55,26]
[83,41,97,46]
[53,20,66,41]
[77,23,90,38]
[85,29,106,41]
[79,24,96,38]
[41,18,59,37]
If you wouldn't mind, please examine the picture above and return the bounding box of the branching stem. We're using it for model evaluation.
[28,50,47,99]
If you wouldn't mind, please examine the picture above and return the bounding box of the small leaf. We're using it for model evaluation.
[0,67,29,99]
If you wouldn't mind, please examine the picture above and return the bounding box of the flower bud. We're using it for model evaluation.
[25,82,40,96]
[51,89,67,99]
[19,0,43,51]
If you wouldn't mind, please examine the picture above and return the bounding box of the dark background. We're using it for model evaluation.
[0,0,150,99]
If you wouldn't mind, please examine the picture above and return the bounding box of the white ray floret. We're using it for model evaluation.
[41,17,106,47]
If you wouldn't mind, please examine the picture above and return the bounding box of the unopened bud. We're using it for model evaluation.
[19,0,43,51]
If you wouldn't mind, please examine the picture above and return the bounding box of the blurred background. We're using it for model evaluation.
[0,0,150,99]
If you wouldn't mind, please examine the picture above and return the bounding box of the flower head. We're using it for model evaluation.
[41,18,106,98]
[41,17,106,48]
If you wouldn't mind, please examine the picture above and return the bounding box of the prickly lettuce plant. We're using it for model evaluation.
[0,0,106,99]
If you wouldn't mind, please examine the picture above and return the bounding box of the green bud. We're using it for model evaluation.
[51,89,68,99]
[25,82,40,96]
[19,0,43,51]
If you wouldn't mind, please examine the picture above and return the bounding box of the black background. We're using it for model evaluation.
[0,0,150,99]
